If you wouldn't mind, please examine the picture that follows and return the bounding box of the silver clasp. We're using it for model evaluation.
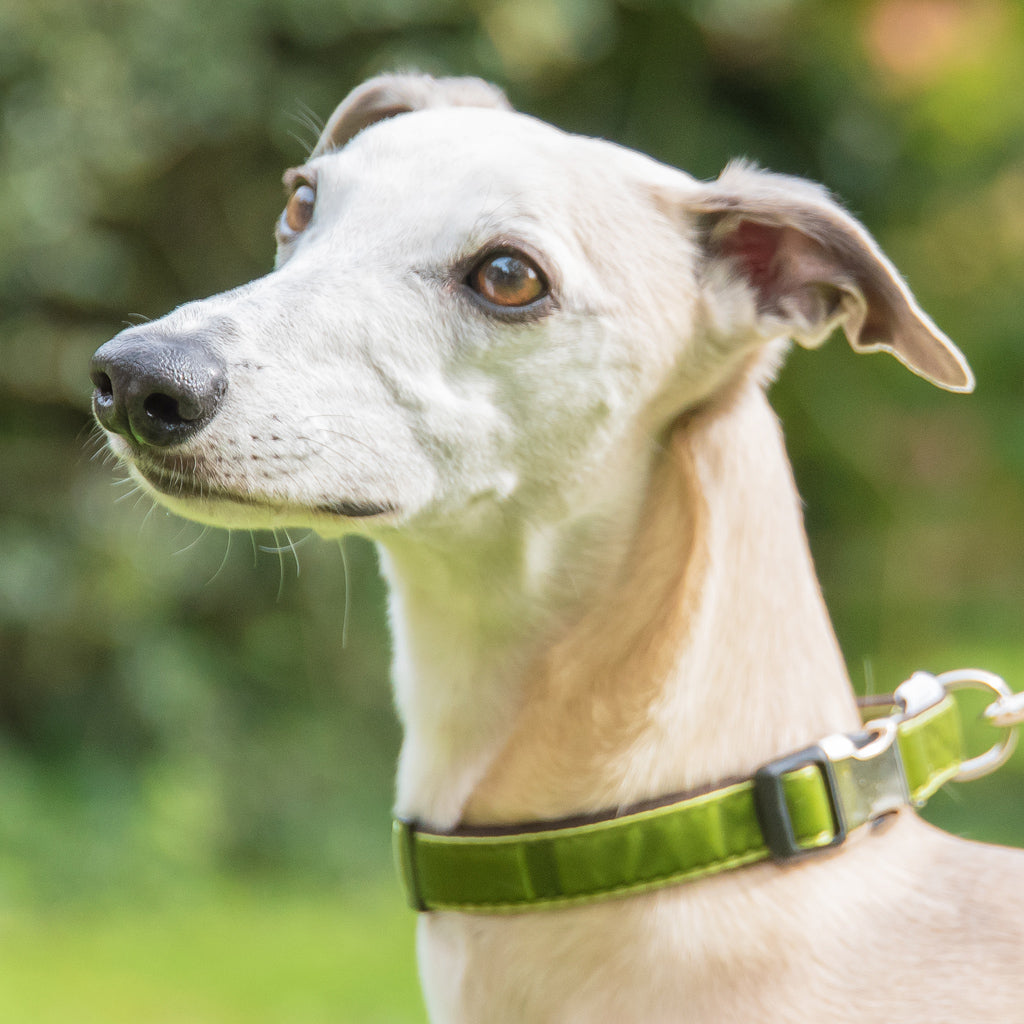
[892,670,947,720]
[932,669,1019,783]
[818,718,909,835]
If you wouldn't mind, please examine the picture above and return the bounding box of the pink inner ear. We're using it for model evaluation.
[718,220,785,298]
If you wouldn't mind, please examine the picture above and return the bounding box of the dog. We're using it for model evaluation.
[90,74,1023,1022]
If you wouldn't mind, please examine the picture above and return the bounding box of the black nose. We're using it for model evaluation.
[90,328,228,447]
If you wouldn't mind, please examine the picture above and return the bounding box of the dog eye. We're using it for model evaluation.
[282,182,316,236]
[468,251,548,308]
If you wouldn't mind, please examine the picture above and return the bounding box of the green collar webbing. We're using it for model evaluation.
[393,670,1019,915]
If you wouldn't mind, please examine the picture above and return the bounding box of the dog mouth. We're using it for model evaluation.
[133,455,395,521]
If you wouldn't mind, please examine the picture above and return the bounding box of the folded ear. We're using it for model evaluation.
[684,161,973,393]
[312,73,512,157]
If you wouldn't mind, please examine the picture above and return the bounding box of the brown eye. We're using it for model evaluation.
[469,251,548,308]
[282,182,316,236]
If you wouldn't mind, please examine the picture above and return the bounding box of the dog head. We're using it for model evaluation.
[90,73,972,541]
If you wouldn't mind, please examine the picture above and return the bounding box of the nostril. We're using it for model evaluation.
[91,370,113,396]
[143,392,187,427]
[91,370,114,406]
[90,370,118,424]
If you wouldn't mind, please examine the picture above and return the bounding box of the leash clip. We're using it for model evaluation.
[893,669,1020,783]
[931,669,1020,782]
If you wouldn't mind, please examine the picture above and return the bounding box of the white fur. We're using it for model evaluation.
[95,75,1021,1023]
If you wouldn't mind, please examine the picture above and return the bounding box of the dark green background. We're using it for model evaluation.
[1,0,1022,1017]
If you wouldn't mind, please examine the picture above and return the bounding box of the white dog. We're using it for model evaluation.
[91,74,1023,1022]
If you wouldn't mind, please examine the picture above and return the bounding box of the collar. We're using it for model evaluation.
[394,669,1020,914]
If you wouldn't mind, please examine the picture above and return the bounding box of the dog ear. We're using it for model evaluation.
[312,73,512,157]
[685,161,973,393]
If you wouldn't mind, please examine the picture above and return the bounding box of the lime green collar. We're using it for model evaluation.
[394,670,1019,914]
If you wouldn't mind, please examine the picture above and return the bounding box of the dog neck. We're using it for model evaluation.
[381,379,861,831]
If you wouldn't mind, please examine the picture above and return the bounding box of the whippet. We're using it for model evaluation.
[90,74,1024,1022]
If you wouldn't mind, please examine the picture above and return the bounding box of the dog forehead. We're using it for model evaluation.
[338,104,578,173]
[306,106,690,267]
[320,107,678,214]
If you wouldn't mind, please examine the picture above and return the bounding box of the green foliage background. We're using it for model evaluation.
[1,0,1022,1018]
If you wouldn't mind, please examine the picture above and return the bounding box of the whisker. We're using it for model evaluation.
[272,529,285,600]
[296,424,388,460]
[861,659,877,698]
[206,530,235,586]
[78,421,104,453]
[257,530,313,555]
[293,431,404,495]
[173,523,211,556]
[137,493,160,529]
[339,537,351,649]
[287,102,325,155]
[286,528,301,579]
[85,425,114,462]
[114,481,147,504]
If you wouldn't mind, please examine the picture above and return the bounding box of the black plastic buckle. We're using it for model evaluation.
[753,744,848,861]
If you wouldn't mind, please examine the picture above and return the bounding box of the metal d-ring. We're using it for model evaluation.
[935,669,1020,783]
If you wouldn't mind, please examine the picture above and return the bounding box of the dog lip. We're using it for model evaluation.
[136,461,395,520]
[316,499,397,518]
[139,466,262,509]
